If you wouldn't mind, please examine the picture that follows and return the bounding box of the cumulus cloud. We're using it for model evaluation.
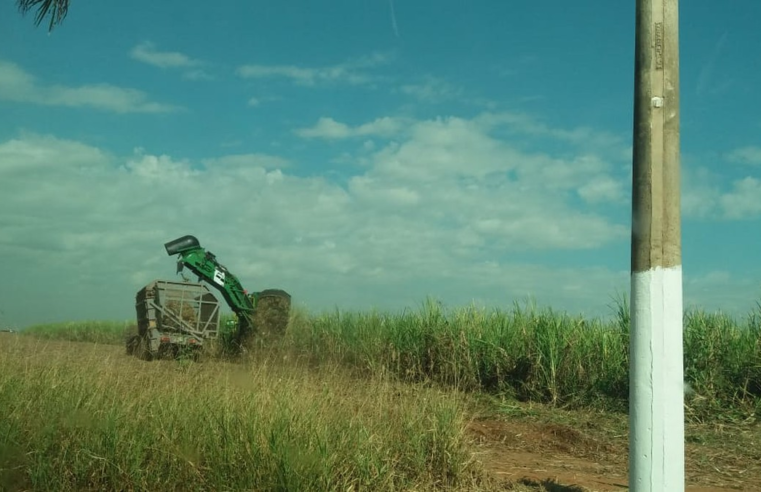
[202,153,291,170]
[245,95,281,108]
[0,60,179,113]
[3,112,760,328]
[682,163,761,220]
[182,69,214,81]
[129,42,213,80]
[726,146,761,166]
[236,52,392,86]
[295,116,407,140]
[474,112,628,157]
[719,177,761,219]
[397,76,463,103]
[578,176,627,204]
[305,113,630,207]
[130,42,200,68]
[0,112,640,327]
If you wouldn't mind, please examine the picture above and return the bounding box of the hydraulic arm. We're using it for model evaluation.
[164,235,256,336]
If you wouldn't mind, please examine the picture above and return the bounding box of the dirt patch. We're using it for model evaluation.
[469,419,619,460]
[467,419,627,491]
[466,416,761,491]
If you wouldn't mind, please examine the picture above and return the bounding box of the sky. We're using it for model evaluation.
[1,0,761,328]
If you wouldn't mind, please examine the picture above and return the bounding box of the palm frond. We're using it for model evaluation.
[16,0,69,31]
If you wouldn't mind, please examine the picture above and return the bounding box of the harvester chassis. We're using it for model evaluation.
[127,279,220,361]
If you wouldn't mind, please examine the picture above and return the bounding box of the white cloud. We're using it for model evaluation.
[3,118,760,328]
[353,117,628,250]
[578,176,626,204]
[726,146,761,166]
[682,165,721,218]
[0,133,111,177]
[0,60,178,113]
[130,42,201,68]
[130,42,213,80]
[680,146,761,219]
[245,95,282,108]
[202,153,291,170]
[720,177,761,219]
[474,112,628,157]
[182,69,214,81]
[326,114,628,201]
[0,120,632,327]
[236,52,392,86]
[682,164,761,220]
[295,117,407,140]
[397,76,463,102]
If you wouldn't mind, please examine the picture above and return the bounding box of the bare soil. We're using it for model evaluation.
[465,401,761,491]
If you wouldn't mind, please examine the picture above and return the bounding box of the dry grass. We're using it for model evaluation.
[0,335,494,491]
[10,296,761,491]
[22,299,761,425]
[3,332,761,491]
[283,299,761,422]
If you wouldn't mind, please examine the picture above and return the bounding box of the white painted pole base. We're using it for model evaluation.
[629,265,685,491]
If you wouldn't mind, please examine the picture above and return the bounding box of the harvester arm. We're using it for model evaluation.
[164,235,255,336]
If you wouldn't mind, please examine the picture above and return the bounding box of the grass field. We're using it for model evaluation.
[3,300,761,491]
[1,336,486,491]
[286,299,761,422]
[19,320,131,345]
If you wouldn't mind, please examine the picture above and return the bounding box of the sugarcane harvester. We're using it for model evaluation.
[164,234,291,347]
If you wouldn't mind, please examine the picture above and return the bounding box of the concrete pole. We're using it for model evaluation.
[630,0,684,490]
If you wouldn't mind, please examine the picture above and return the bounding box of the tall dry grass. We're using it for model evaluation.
[19,297,761,421]
[0,336,486,491]
[21,320,130,345]
[283,298,761,421]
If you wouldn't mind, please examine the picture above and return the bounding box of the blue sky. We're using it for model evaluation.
[1,0,761,328]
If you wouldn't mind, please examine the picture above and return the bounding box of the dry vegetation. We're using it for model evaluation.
[4,299,761,491]
[0,335,487,491]
[252,290,292,338]
[163,300,199,327]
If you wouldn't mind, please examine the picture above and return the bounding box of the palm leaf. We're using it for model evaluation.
[16,0,70,31]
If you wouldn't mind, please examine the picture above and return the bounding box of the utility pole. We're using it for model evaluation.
[630,0,683,490]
